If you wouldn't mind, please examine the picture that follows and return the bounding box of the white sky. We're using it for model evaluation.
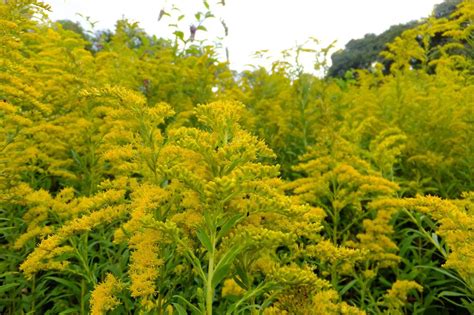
[43,0,444,72]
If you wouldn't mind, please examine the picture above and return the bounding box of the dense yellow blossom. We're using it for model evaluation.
[382,280,423,314]
[221,278,245,297]
[1,1,473,314]
[20,204,128,278]
[373,195,474,289]
[312,290,366,315]
[90,274,124,315]
[129,230,163,299]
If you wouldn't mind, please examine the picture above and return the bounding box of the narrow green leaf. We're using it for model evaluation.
[172,302,187,315]
[212,263,231,289]
[59,309,81,314]
[438,290,468,297]
[0,283,20,294]
[196,228,212,252]
[234,264,249,289]
[416,266,466,285]
[173,295,201,314]
[226,282,273,314]
[339,279,357,296]
[217,213,244,240]
[45,276,80,294]
[212,244,243,288]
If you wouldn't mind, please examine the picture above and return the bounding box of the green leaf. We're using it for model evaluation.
[197,25,207,32]
[226,282,274,314]
[339,279,357,296]
[172,303,188,315]
[217,213,244,240]
[431,232,447,256]
[431,232,439,246]
[173,31,185,42]
[70,149,80,163]
[173,295,201,314]
[416,266,466,285]
[438,290,468,297]
[212,244,243,288]
[196,228,213,252]
[0,283,20,294]
[234,264,249,289]
[212,263,231,290]
[45,276,80,294]
[181,245,207,282]
[59,309,81,314]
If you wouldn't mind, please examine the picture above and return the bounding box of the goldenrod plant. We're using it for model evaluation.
[0,0,473,314]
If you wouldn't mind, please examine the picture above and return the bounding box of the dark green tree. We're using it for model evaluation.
[327,21,419,77]
[327,0,464,78]
[434,0,462,18]
[55,19,89,40]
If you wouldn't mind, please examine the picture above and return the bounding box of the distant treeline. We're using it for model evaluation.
[327,0,463,77]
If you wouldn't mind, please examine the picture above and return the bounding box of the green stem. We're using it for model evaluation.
[31,275,36,314]
[70,235,95,284]
[359,276,366,309]
[81,279,86,315]
[158,294,163,315]
[332,210,339,244]
[404,209,448,259]
[330,178,340,244]
[206,231,216,315]
[331,264,339,289]
[339,211,371,241]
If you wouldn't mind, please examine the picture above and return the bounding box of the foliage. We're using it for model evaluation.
[327,0,465,77]
[328,21,420,77]
[0,0,473,314]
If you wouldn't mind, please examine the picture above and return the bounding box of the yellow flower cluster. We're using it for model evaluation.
[2,1,472,314]
[381,195,474,289]
[221,278,245,297]
[90,274,124,315]
[16,186,127,250]
[20,204,128,277]
[129,230,164,300]
[287,135,399,215]
[352,205,401,269]
[312,290,366,315]
[306,240,363,275]
[382,280,423,314]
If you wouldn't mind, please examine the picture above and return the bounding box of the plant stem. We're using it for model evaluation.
[81,279,86,315]
[206,231,216,315]
[31,275,36,314]
[359,276,366,309]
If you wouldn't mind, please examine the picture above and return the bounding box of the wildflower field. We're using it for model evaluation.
[0,1,473,314]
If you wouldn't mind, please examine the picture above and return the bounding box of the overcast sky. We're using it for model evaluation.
[43,0,444,72]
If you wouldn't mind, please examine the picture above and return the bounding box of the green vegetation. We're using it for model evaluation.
[0,0,473,314]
